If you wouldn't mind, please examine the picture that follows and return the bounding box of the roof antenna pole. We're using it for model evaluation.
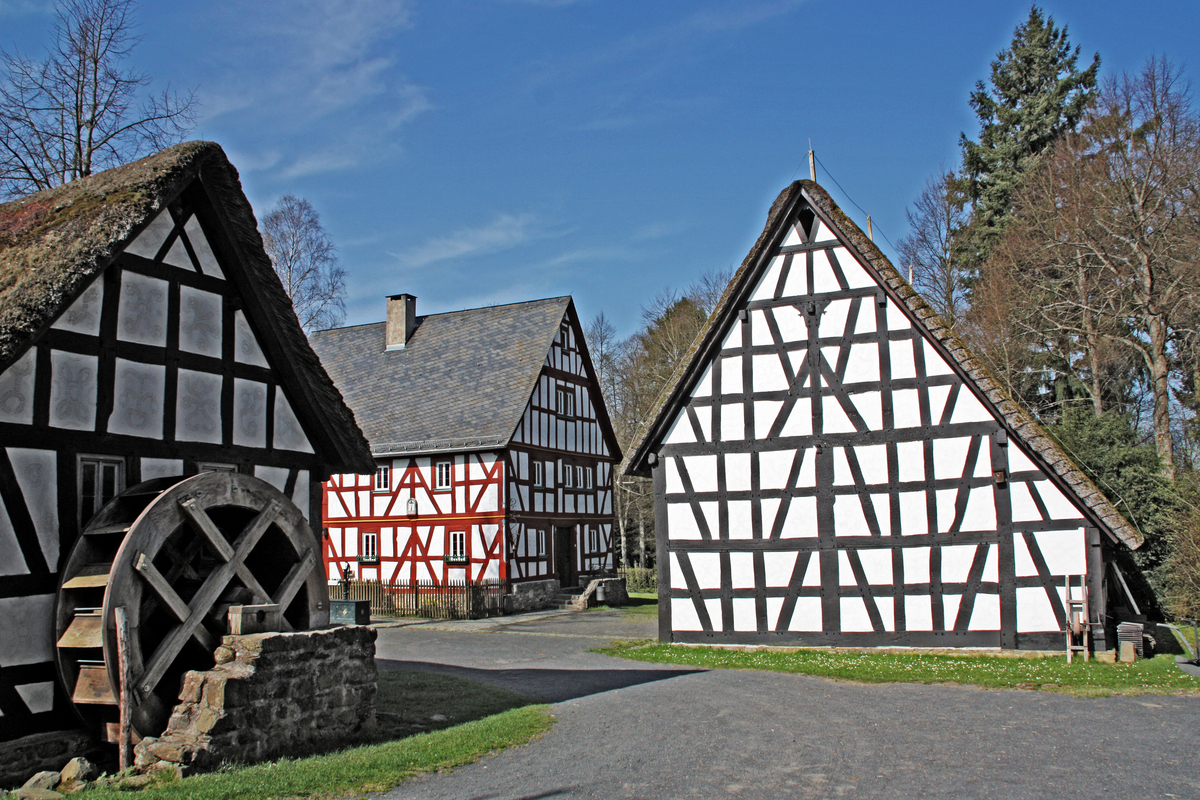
[909,263,914,285]
[808,142,816,182]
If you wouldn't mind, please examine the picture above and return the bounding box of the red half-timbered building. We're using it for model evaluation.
[310,295,621,608]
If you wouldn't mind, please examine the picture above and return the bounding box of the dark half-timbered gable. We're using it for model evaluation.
[625,180,1142,651]
[311,295,620,603]
[0,142,372,761]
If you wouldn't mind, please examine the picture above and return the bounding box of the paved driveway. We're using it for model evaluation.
[373,609,1200,800]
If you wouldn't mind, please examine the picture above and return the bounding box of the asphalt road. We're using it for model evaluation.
[373,609,1200,800]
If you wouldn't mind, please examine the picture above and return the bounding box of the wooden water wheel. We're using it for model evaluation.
[54,472,327,742]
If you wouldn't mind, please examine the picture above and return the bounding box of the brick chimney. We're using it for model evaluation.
[385,294,417,350]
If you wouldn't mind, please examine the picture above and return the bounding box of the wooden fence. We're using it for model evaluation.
[330,579,505,620]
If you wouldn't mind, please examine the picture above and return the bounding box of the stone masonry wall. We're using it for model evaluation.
[505,579,560,613]
[135,626,377,775]
[0,730,99,790]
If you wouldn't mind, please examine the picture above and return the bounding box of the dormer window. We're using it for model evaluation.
[375,465,390,491]
[435,460,452,490]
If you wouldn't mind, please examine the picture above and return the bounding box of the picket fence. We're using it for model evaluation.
[332,578,505,620]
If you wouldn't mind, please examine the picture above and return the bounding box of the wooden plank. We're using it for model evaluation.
[115,606,132,771]
[83,524,131,537]
[179,497,237,561]
[134,553,218,652]
[73,664,117,705]
[62,565,113,589]
[58,614,103,648]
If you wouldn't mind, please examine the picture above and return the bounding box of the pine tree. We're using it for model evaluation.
[960,6,1098,264]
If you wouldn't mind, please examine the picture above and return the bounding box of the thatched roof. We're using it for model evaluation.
[0,141,373,473]
[624,179,1142,550]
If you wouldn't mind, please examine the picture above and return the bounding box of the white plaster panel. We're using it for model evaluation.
[763,551,799,587]
[0,349,36,424]
[818,298,850,338]
[935,488,959,532]
[754,401,784,439]
[680,455,717,493]
[943,594,962,627]
[672,597,703,631]
[1031,480,1083,520]
[941,545,976,584]
[853,444,888,486]
[973,446,994,478]
[234,310,270,368]
[854,305,877,334]
[125,210,173,259]
[141,458,182,480]
[1007,444,1038,473]
[950,389,993,424]
[233,379,267,448]
[885,300,910,331]
[722,322,742,350]
[185,215,225,279]
[720,406,744,441]
[905,595,933,631]
[477,484,498,512]
[780,397,813,437]
[923,340,955,376]
[970,594,1001,630]
[788,596,823,631]
[812,250,843,294]
[326,491,347,519]
[1014,532,1038,577]
[49,351,97,430]
[725,453,752,492]
[117,272,168,346]
[750,257,785,302]
[839,249,876,289]
[663,413,696,446]
[780,496,817,537]
[801,554,821,586]
[766,597,785,631]
[176,369,222,443]
[752,354,789,392]
[52,279,103,335]
[758,449,795,491]
[859,548,892,584]
[16,682,56,714]
[982,544,998,583]
[892,388,921,428]
[845,344,880,384]
[179,286,223,358]
[720,356,742,394]
[961,487,997,532]
[835,495,870,536]
[820,345,840,372]
[933,437,971,480]
[896,440,924,480]
[292,470,311,519]
[8,448,57,568]
[850,392,882,430]
[775,306,807,342]
[1034,528,1086,576]
[665,457,683,495]
[870,494,891,536]
[728,500,752,538]
[109,359,165,438]
[729,551,756,589]
[796,450,816,487]
[704,600,724,630]
[788,349,808,377]
[889,339,916,379]
[833,447,854,485]
[689,552,721,590]
[732,598,756,632]
[840,596,873,631]
[1010,481,1044,523]
[690,363,713,398]
[667,502,702,540]
[902,546,931,584]
[927,384,952,425]
[782,223,803,247]
[255,465,289,492]
[0,594,55,665]
[750,310,775,346]
[1016,586,1059,632]
[899,491,928,535]
[274,391,314,453]
[164,236,193,270]
[822,395,855,434]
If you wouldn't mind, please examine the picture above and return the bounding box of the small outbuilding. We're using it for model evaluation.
[625,180,1142,650]
[0,142,373,779]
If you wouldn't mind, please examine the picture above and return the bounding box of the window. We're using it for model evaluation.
[79,456,124,526]
[198,462,236,473]
[435,460,452,490]
[375,465,390,492]
[575,465,585,490]
[538,529,546,557]
[358,531,378,563]
[447,530,467,563]
[557,387,575,418]
[532,460,543,488]
[563,463,574,488]
[588,527,599,553]
[584,466,594,490]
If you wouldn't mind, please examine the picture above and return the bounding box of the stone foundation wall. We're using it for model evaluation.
[135,626,377,775]
[0,730,98,790]
[505,579,560,613]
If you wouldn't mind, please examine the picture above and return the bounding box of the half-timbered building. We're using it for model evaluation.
[0,142,373,775]
[626,180,1143,651]
[310,295,620,608]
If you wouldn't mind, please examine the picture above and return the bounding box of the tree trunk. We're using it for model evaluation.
[617,482,628,569]
[638,506,646,569]
[1148,313,1176,479]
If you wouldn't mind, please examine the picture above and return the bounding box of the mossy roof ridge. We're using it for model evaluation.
[0,141,374,474]
[624,179,1141,550]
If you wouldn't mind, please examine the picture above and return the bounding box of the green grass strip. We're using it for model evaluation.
[596,639,1200,696]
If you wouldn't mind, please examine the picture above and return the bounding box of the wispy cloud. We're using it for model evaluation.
[397,214,545,268]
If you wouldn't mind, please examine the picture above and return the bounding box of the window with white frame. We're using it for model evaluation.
[563,462,574,488]
[584,465,594,490]
[532,460,543,488]
[360,531,378,561]
[79,455,125,526]
[588,527,599,553]
[448,530,466,562]
[375,464,390,491]
[435,460,452,490]
[557,387,575,418]
[575,465,585,490]
[538,528,546,557]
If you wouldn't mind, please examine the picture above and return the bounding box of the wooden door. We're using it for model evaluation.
[555,526,575,588]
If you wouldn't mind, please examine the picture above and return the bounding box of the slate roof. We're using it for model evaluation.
[310,296,593,457]
[0,141,374,473]
[624,179,1142,550]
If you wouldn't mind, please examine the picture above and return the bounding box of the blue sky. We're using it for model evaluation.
[3,1,1199,337]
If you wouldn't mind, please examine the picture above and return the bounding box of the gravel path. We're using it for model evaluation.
[372,610,1200,800]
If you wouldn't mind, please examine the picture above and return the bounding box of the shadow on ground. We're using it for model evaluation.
[377,659,704,703]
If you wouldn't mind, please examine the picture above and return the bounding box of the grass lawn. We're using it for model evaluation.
[619,591,658,618]
[77,671,553,799]
[596,638,1200,697]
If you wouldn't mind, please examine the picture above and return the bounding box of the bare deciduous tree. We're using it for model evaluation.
[0,0,197,198]
[897,171,971,328]
[260,195,347,333]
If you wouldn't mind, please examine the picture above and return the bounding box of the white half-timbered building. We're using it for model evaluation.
[310,295,620,607]
[626,180,1143,651]
[0,142,372,777]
